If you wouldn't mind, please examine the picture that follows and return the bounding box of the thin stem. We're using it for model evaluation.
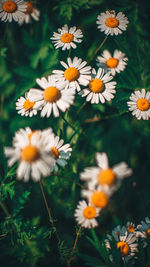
[67,226,82,267]
[62,114,77,132]
[68,48,72,58]
[77,102,87,115]
[55,174,85,189]
[1,22,9,48]
[0,200,10,217]
[89,35,108,63]
[39,180,60,242]
[85,111,129,123]
[0,94,4,117]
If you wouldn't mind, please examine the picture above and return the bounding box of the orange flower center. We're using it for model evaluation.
[21,145,40,162]
[51,147,59,159]
[91,191,108,208]
[106,57,119,68]
[83,206,96,219]
[105,17,119,28]
[117,241,130,257]
[43,87,61,103]
[24,99,35,111]
[64,67,79,82]
[98,168,116,186]
[28,131,36,141]
[3,1,17,13]
[25,1,34,14]
[146,228,150,235]
[136,98,150,111]
[89,78,104,93]
[127,225,135,233]
[61,33,74,43]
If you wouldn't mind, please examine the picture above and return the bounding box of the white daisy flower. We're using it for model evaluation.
[27,75,75,118]
[50,24,83,51]
[4,128,55,182]
[18,1,40,25]
[16,92,38,117]
[0,0,26,23]
[53,57,91,92]
[106,226,138,263]
[74,200,100,229]
[97,50,128,76]
[80,152,132,190]
[96,10,129,36]
[79,68,117,104]
[127,89,150,120]
[81,185,114,210]
[136,217,150,241]
[43,133,72,172]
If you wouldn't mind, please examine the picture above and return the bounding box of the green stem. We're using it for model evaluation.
[0,200,10,217]
[67,226,82,267]
[89,35,108,63]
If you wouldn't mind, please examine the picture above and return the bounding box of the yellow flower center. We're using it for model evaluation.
[24,99,35,111]
[61,33,74,43]
[89,78,104,93]
[3,1,17,13]
[43,87,61,103]
[105,17,119,28]
[64,67,79,82]
[136,98,150,111]
[51,147,59,159]
[117,241,130,257]
[83,206,96,219]
[25,1,34,14]
[97,168,116,186]
[146,228,150,235]
[21,145,40,162]
[91,191,108,208]
[127,225,135,233]
[106,57,119,68]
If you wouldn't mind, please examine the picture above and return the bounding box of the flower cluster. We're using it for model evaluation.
[105,217,150,263]
[74,152,132,229]
[0,0,40,24]
[4,127,72,181]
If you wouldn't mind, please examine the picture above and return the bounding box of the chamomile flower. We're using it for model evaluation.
[18,1,40,25]
[97,50,128,76]
[81,185,114,210]
[43,134,72,172]
[16,92,38,117]
[127,89,150,120]
[51,24,83,50]
[136,217,150,240]
[0,0,26,23]
[96,10,129,36]
[74,200,100,228]
[28,75,75,118]
[4,128,55,182]
[80,152,132,190]
[53,57,91,92]
[79,68,117,104]
[106,226,138,263]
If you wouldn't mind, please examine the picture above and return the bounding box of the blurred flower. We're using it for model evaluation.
[80,152,132,190]
[16,92,38,117]
[28,75,75,118]
[0,0,26,22]
[126,222,136,233]
[50,24,83,50]
[79,68,116,104]
[136,217,150,245]
[18,1,40,25]
[96,10,129,36]
[106,226,138,263]
[97,50,128,76]
[127,89,150,120]
[43,134,72,172]
[4,128,55,182]
[74,200,100,228]
[53,57,91,91]
[81,185,114,210]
